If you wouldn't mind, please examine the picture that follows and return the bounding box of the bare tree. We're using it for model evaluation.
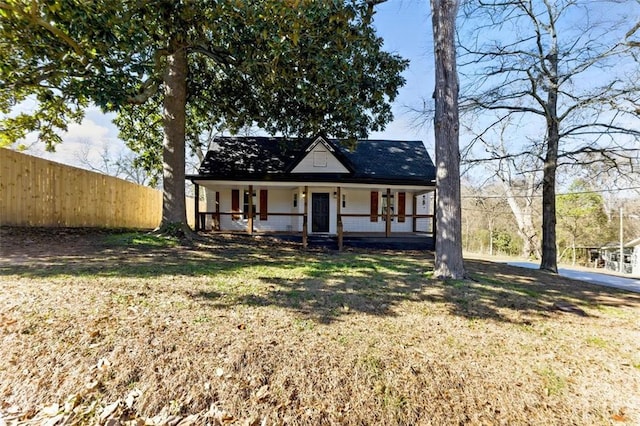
[75,140,157,187]
[461,181,517,255]
[431,0,466,279]
[458,0,640,272]
[462,118,543,258]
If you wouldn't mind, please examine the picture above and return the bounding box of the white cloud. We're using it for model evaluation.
[31,117,129,173]
[64,118,111,140]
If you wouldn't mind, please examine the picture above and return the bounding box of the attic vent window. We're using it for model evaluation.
[313,151,327,167]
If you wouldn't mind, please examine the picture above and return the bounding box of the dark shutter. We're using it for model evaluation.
[370,191,378,222]
[231,189,240,220]
[398,192,406,223]
[260,190,268,220]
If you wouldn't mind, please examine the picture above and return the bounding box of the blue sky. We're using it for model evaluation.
[370,1,434,145]
[26,1,437,171]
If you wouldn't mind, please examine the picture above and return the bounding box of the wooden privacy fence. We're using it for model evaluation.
[0,148,190,229]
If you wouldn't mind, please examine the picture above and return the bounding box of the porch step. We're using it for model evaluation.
[307,235,434,251]
[308,235,338,250]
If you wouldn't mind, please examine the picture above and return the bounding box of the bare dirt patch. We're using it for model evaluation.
[1,227,639,425]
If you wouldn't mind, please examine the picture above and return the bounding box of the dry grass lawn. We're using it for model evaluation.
[0,227,639,425]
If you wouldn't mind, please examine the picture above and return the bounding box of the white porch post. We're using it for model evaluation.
[432,190,437,237]
[194,183,200,231]
[302,186,308,248]
[337,186,343,251]
[412,194,417,233]
[385,188,391,237]
[248,185,253,235]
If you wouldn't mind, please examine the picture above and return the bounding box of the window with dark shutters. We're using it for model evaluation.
[398,192,406,222]
[243,190,256,219]
[370,191,378,222]
[260,190,268,220]
[231,189,240,220]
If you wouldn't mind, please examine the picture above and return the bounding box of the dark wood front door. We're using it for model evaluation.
[312,193,330,233]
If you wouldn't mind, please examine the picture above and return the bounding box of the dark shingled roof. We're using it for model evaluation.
[189,136,436,185]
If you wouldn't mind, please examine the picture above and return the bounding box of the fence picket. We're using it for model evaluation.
[0,149,173,229]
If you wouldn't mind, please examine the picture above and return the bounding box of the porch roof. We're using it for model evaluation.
[601,237,640,250]
[186,136,436,187]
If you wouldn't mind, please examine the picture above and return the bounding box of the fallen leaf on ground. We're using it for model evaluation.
[125,388,142,409]
[177,413,200,425]
[100,400,120,421]
[41,403,59,416]
[96,358,111,371]
[255,385,270,401]
[43,413,64,426]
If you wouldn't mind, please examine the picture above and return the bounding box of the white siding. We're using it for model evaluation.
[254,188,295,232]
[205,186,433,235]
[291,144,349,174]
[204,188,217,229]
[415,192,433,233]
[292,189,304,232]
[341,190,424,233]
[342,190,384,233]
[218,188,244,231]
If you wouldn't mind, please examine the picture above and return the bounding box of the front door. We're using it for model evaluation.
[311,193,330,233]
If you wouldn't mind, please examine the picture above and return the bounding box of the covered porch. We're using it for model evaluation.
[191,180,436,251]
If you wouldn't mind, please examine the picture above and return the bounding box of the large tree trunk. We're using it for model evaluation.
[160,40,189,232]
[540,48,559,272]
[540,124,559,272]
[431,0,465,279]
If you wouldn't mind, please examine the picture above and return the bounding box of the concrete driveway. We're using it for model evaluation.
[507,261,640,293]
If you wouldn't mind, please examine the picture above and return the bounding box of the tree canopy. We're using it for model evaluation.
[1,0,408,231]
[556,180,608,264]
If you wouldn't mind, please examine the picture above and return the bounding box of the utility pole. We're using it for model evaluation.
[619,206,624,273]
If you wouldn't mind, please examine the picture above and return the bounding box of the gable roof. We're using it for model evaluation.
[287,136,354,174]
[189,136,436,185]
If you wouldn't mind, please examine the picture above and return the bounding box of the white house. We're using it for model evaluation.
[600,237,640,276]
[186,136,436,248]
[631,238,640,276]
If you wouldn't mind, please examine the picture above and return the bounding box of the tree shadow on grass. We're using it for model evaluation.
[457,259,640,321]
[189,252,640,325]
[2,229,639,325]
[190,251,430,324]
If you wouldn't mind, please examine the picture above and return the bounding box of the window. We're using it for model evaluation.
[342,194,346,208]
[293,193,298,208]
[382,193,394,221]
[243,190,256,219]
[313,151,327,167]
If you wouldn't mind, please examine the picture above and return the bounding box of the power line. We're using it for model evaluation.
[461,186,640,199]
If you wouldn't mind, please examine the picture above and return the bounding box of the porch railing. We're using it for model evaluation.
[196,210,434,251]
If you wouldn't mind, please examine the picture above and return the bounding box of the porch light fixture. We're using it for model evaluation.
[333,191,337,198]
